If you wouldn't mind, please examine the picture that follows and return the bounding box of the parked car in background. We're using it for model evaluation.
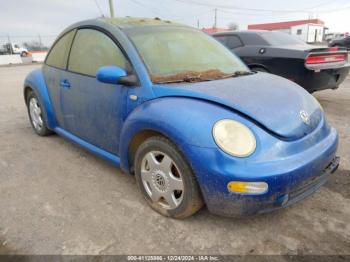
[0,43,28,56]
[325,33,347,43]
[213,30,350,93]
[329,36,350,49]
[24,18,339,218]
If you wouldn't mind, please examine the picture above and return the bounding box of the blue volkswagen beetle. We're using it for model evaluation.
[24,18,339,218]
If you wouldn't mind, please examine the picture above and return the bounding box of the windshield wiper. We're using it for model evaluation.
[154,74,212,84]
[182,71,254,82]
[222,71,255,79]
[234,70,254,76]
[152,70,254,84]
[183,75,205,82]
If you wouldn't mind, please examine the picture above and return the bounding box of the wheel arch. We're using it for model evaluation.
[248,64,270,72]
[127,129,166,174]
[118,97,225,174]
[122,125,193,174]
[24,85,33,105]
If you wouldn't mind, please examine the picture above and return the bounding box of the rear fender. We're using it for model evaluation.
[24,69,57,129]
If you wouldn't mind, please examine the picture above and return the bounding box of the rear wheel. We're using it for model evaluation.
[134,136,203,218]
[21,51,28,57]
[26,91,52,136]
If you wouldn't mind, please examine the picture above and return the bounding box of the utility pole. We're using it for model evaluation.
[197,19,200,29]
[214,8,217,29]
[38,34,43,50]
[109,0,115,18]
[7,34,12,54]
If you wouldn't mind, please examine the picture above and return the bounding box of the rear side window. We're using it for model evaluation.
[226,35,243,49]
[240,33,269,46]
[214,35,227,45]
[68,29,127,77]
[260,32,306,46]
[46,30,76,69]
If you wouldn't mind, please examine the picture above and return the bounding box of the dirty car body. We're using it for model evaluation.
[24,18,339,217]
[213,30,350,93]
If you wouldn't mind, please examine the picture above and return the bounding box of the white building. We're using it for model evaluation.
[248,19,326,43]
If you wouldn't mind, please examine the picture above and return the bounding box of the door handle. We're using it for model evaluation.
[60,79,71,89]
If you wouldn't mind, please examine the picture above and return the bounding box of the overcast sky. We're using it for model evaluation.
[1,0,350,45]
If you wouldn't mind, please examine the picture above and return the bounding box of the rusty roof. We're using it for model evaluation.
[102,17,184,28]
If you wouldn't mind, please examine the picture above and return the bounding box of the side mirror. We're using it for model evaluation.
[96,66,127,84]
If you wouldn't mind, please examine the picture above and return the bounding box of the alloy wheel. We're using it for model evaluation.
[29,97,43,131]
[140,151,184,209]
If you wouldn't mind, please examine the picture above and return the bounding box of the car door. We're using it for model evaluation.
[60,28,131,155]
[43,29,76,127]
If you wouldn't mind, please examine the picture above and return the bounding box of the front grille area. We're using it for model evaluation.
[288,156,340,202]
[259,157,340,214]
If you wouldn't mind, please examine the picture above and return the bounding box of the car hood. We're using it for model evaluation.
[153,72,323,140]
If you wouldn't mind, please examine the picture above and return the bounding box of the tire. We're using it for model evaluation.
[134,136,203,219]
[21,51,28,57]
[251,67,268,73]
[26,91,53,136]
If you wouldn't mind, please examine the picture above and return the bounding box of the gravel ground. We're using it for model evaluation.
[0,64,349,255]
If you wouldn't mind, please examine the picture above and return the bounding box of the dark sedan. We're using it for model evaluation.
[213,30,350,93]
[329,36,350,49]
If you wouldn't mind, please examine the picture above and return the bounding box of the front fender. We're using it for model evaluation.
[24,69,57,129]
[119,97,245,172]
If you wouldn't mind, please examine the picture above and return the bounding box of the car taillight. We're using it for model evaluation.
[305,54,347,64]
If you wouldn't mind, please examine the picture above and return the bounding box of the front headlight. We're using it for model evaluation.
[212,119,256,157]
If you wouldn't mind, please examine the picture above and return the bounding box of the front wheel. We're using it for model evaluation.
[134,136,203,218]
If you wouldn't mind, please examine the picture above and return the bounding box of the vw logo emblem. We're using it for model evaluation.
[156,174,165,187]
[300,110,310,125]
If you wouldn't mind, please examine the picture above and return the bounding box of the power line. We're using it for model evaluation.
[0,35,57,38]
[93,0,105,17]
[314,5,350,14]
[217,8,286,17]
[170,0,345,14]
[131,0,213,20]
[130,0,163,16]
[307,0,348,10]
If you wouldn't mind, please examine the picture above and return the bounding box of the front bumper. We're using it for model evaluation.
[259,156,339,214]
[183,125,339,217]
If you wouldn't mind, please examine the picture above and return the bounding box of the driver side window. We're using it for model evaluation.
[68,29,127,77]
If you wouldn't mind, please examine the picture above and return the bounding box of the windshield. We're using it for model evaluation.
[260,31,307,46]
[125,26,249,83]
